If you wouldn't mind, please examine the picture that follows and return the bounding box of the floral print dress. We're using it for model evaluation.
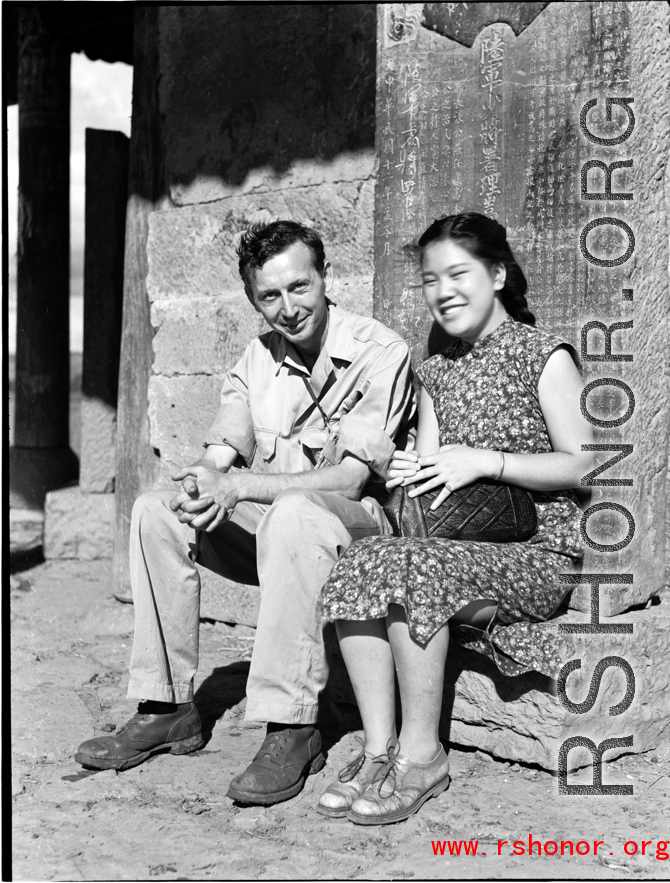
[321,316,583,678]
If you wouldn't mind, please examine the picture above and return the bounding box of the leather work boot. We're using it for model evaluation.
[74,702,203,771]
[226,724,325,806]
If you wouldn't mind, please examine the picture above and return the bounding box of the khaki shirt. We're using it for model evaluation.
[203,304,416,489]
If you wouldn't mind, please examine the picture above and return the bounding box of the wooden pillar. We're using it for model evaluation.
[80,129,129,493]
[11,8,77,507]
[113,6,165,591]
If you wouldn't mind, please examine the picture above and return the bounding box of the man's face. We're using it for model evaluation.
[247,242,333,359]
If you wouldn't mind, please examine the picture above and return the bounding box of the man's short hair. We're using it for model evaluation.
[237,220,326,299]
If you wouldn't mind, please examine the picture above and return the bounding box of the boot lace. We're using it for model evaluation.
[258,729,291,759]
[337,737,367,783]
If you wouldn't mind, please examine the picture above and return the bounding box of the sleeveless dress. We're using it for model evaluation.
[321,316,583,678]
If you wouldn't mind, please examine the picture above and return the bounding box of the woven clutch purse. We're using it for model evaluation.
[383,479,538,542]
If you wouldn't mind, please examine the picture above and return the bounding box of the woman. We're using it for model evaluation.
[317,212,593,825]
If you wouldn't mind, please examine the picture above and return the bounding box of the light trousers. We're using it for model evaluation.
[127,486,384,724]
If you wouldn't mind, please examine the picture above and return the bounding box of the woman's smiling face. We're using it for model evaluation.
[421,238,508,344]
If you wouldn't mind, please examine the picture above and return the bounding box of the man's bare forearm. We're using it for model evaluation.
[171,448,370,533]
[173,456,370,514]
[229,458,370,506]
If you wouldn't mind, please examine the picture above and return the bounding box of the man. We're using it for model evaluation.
[75,220,415,806]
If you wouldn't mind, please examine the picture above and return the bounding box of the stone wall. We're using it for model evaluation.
[143,5,377,618]
[146,5,377,487]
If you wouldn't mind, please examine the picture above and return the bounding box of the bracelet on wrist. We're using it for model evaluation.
[494,450,505,482]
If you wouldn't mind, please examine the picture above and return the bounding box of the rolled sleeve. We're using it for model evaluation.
[202,361,256,463]
[331,341,416,477]
[203,403,256,462]
[335,414,396,476]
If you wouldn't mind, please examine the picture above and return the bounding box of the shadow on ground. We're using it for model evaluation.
[194,661,250,743]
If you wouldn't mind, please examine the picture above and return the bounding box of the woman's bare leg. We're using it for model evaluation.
[387,600,497,762]
[335,619,397,755]
[385,604,449,762]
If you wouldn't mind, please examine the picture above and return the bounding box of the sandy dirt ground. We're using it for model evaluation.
[9,545,670,882]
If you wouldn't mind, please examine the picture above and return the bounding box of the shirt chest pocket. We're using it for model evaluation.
[254,428,278,463]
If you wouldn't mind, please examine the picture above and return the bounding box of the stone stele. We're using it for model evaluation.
[373,1,669,614]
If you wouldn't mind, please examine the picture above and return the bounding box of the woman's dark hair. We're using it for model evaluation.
[414,212,535,326]
[237,220,326,300]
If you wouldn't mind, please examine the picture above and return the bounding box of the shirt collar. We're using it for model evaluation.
[272,301,358,376]
[320,302,358,363]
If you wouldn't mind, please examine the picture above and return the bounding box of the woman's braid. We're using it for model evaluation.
[501,288,536,326]
[500,264,536,326]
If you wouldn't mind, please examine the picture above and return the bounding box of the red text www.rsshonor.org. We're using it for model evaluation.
[431,838,669,860]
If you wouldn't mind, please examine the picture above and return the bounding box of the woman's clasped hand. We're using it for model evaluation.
[386,445,501,509]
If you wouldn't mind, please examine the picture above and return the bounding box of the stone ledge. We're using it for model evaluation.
[325,604,669,771]
[44,486,116,560]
